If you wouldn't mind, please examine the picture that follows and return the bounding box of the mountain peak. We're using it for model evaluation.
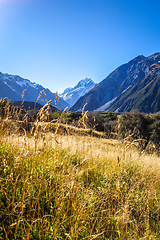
[148,52,160,62]
[75,77,95,88]
[60,77,96,107]
[132,55,146,61]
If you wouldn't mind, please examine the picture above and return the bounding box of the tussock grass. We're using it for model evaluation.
[0,98,160,239]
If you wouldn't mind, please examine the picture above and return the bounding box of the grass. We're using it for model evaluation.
[1,133,160,239]
[0,99,160,239]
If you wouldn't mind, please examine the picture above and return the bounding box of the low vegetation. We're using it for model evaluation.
[0,97,160,239]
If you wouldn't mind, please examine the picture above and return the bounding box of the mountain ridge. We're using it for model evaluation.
[1,52,160,114]
[0,72,68,110]
[70,52,160,113]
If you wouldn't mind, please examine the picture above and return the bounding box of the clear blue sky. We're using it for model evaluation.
[0,0,160,93]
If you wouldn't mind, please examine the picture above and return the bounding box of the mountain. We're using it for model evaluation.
[70,53,160,113]
[106,70,160,113]
[59,77,96,108]
[0,72,68,110]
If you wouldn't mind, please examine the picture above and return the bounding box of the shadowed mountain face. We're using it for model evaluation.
[70,53,160,113]
[107,71,160,113]
[12,101,58,111]
[0,73,68,110]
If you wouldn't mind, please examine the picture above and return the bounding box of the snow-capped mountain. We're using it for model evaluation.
[0,72,68,110]
[70,53,160,113]
[59,77,96,107]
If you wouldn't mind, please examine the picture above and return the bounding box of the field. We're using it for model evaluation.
[0,99,160,239]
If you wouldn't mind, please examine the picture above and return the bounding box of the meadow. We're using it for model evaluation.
[0,97,160,239]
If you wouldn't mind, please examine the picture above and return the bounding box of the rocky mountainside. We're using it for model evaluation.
[0,72,68,110]
[59,77,96,108]
[106,70,160,113]
[70,53,160,113]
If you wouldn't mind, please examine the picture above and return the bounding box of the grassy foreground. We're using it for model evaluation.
[0,131,160,239]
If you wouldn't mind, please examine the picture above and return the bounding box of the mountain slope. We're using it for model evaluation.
[70,53,160,112]
[107,70,160,113]
[12,101,58,111]
[59,77,96,107]
[0,72,68,110]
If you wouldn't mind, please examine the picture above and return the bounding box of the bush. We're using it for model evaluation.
[118,111,160,152]
[86,112,118,134]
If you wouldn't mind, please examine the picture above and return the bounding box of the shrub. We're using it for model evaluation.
[118,111,160,152]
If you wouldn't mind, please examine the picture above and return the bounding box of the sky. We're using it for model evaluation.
[0,0,160,94]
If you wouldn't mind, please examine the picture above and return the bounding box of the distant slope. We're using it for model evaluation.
[70,53,160,113]
[12,101,58,111]
[59,77,96,107]
[0,72,68,110]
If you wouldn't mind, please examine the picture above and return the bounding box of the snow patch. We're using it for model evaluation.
[2,73,38,89]
[122,85,132,94]
[94,97,117,112]
[115,107,121,112]
[4,81,16,92]
[16,79,38,89]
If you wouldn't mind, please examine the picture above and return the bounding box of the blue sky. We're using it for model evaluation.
[0,0,160,93]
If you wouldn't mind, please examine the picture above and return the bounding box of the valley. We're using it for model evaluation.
[1,53,160,239]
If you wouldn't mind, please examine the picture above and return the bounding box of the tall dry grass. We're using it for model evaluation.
[0,97,160,239]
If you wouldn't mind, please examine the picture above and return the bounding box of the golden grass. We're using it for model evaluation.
[0,98,160,239]
[1,130,160,239]
[5,131,160,177]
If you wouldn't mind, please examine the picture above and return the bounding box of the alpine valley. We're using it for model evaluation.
[70,52,160,113]
[1,52,160,113]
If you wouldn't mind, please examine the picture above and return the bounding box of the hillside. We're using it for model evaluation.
[12,101,58,111]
